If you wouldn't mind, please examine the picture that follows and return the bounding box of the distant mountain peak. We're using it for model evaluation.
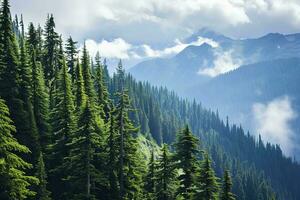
[185,28,232,43]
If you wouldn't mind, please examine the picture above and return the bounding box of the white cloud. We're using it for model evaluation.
[252,96,298,157]
[198,50,243,77]
[84,36,218,60]
[143,36,219,58]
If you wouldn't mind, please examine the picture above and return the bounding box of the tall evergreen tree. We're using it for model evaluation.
[174,125,200,199]
[221,170,235,200]
[94,52,110,122]
[75,59,87,110]
[155,144,176,200]
[65,101,105,199]
[0,98,38,200]
[65,36,78,83]
[43,14,58,84]
[81,43,96,102]
[48,58,76,199]
[35,153,51,200]
[31,50,51,151]
[115,90,143,199]
[194,153,219,200]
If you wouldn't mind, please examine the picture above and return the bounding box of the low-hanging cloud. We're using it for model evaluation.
[198,50,243,77]
[84,36,218,60]
[252,96,298,157]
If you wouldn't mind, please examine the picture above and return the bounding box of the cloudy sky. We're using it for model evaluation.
[11,0,300,66]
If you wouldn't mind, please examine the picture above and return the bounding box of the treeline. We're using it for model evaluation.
[0,0,236,199]
[0,0,299,199]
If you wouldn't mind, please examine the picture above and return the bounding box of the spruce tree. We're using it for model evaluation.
[194,153,219,200]
[65,101,105,199]
[81,43,96,102]
[221,170,235,200]
[48,58,76,199]
[174,125,200,199]
[43,14,58,84]
[155,144,176,200]
[65,36,78,83]
[75,59,87,110]
[144,149,156,199]
[31,50,51,151]
[94,52,110,122]
[0,98,38,200]
[107,109,119,200]
[35,153,51,200]
[115,90,143,199]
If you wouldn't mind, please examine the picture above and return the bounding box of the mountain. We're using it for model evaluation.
[187,58,300,159]
[129,30,300,159]
[129,30,300,93]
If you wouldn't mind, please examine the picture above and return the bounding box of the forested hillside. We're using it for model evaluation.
[0,0,299,200]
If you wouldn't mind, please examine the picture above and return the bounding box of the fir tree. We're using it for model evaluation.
[144,149,156,199]
[81,43,96,102]
[194,153,219,200]
[48,58,76,199]
[221,170,235,200]
[65,36,78,83]
[155,144,176,200]
[0,98,38,200]
[31,50,51,151]
[75,59,87,110]
[65,101,104,199]
[174,125,200,199]
[114,90,143,199]
[35,153,51,200]
[43,14,58,84]
[94,52,110,122]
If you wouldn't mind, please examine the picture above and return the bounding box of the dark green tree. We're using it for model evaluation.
[31,50,51,151]
[174,125,200,199]
[0,98,38,200]
[65,36,78,83]
[144,149,156,196]
[220,170,235,200]
[35,152,51,200]
[48,58,76,199]
[194,153,219,200]
[75,59,87,110]
[81,43,96,102]
[155,144,176,200]
[94,52,110,122]
[65,101,105,199]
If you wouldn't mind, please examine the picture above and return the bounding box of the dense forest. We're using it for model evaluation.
[0,0,299,199]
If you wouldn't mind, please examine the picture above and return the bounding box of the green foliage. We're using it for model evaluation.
[0,98,38,200]
[35,152,51,200]
[155,144,177,200]
[194,153,219,200]
[220,170,235,200]
[65,36,78,83]
[174,125,200,199]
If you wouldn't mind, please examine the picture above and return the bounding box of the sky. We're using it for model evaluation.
[11,0,300,67]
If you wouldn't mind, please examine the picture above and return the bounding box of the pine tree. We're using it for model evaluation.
[115,90,143,199]
[144,150,156,193]
[43,14,58,84]
[94,52,110,122]
[0,0,40,167]
[35,153,51,200]
[75,59,87,110]
[220,170,235,200]
[174,125,200,199]
[48,58,76,199]
[81,43,96,102]
[65,101,104,199]
[194,153,219,200]
[65,36,78,83]
[0,98,38,200]
[31,50,51,151]
[155,144,176,200]
[107,109,119,200]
